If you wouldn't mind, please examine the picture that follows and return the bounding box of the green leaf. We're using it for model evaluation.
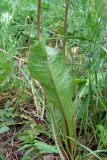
[21,149,33,160]
[34,141,58,154]
[28,41,76,141]
[21,157,31,160]
[5,100,11,108]
[0,125,9,134]
[0,149,6,160]
[17,144,32,152]
[0,52,12,82]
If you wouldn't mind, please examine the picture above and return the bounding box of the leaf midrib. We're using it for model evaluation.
[46,51,70,138]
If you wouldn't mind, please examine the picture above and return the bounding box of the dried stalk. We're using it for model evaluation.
[63,0,70,60]
[37,0,41,43]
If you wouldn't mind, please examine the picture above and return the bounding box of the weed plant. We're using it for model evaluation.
[0,0,107,159]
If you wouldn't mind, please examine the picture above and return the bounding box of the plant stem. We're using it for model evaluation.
[63,0,70,60]
[28,23,31,53]
[37,0,41,43]
[50,106,69,160]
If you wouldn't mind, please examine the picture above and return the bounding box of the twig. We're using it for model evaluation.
[31,80,39,114]
[0,48,27,62]
[63,0,70,60]
[41,89,45,120]
[34,80,45,120]
[37,0,41,43]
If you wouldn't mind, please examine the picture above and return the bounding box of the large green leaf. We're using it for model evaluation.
[28,41,76,143]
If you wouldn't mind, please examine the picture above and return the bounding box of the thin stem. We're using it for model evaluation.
[28,23,31,54]
[37,0,41,43]
[63,0,70,59]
